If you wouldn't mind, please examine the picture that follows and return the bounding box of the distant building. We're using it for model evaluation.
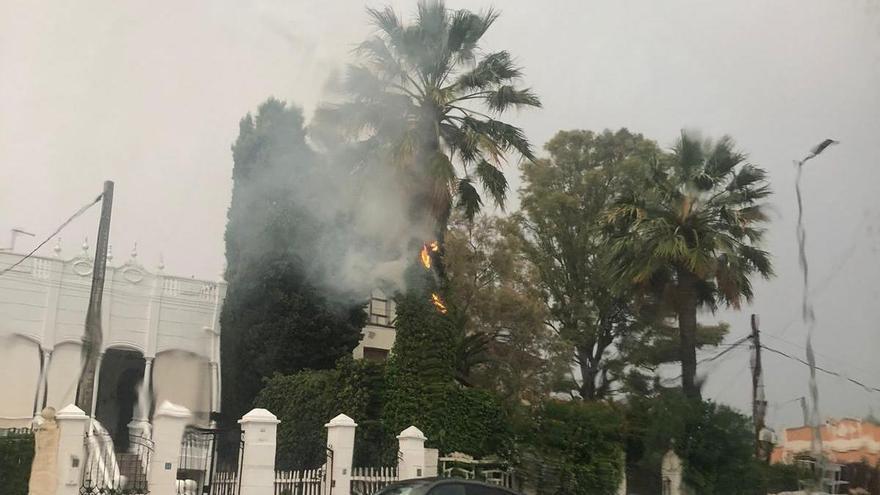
[770,417,880,466]
[353,289,397,362]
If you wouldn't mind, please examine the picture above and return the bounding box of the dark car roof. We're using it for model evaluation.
[375,477,521,495]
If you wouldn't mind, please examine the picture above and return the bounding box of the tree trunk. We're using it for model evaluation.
[676,271,701,400]
[577,346,599,400]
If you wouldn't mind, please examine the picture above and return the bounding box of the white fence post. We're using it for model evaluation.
[148,401,192,494]
[397,426,426,480]
[661,447,684,495]
[54,404,88,495]
[239,408,280,495]
[325,413,357,495]
[423,448,439,478]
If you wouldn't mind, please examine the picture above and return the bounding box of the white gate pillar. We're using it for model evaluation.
[238,408,280,495]
[148,401,192,494]
[55,404,89,495]
[397,426,427,480]
[661,447,684,495]
[325,413,357,495]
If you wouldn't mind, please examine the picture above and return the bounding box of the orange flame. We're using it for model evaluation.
[420,241,439,270]
[431,293,448,314]
[420,245,431,269]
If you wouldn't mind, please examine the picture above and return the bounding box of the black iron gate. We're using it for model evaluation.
[177,426,243,495]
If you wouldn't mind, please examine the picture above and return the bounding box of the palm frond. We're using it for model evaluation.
[475,159,508,207]
[457,178,483,219]
[454,51,522,90]
[485,86,542,113]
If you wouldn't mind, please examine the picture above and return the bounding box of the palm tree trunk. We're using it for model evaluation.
[676,271,701,400]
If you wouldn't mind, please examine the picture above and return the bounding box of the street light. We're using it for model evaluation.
[794,138,838,488]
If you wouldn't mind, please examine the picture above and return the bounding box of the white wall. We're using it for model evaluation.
[0,335,40,427]
[45,342,81,410]
[153,351,211,425]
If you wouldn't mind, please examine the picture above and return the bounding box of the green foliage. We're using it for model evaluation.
[625,391,765,495]
[761,462,807,494]
[255,357,393,469]
[516,129,667,400]
[444,214,566,403]
[515,400,625,495]
[313,0,540,230]
[220,99,365,426]
[0,431,34,495]
[383,289,511,457]
[607,131,772,398]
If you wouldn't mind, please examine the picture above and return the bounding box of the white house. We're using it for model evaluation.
[355,289,398,362]
[0,240,398,443]
[0,241,223,443]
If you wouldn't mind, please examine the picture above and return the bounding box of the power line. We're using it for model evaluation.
[0,194,103,277]
[760,343,880,394]
[659,335,751,385]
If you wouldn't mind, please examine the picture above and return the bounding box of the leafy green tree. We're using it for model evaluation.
[608,132,772,399]
[516,129,671,399]
[516,400,625,495]
[255,357,393,469]
[313,0,540,247]
[444,213,567,402]
[624,392,766,495]
[220,99,365,427]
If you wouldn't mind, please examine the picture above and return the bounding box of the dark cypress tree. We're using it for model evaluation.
[220,99,364,428]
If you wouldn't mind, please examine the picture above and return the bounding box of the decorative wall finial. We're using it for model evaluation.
[81,237,89,256]
[158,253,165,272]
[107,245,114,264]
[131,242,138,261]
[53,237,62,258]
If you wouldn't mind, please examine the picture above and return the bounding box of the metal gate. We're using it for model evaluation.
[80,429,153,495]
[177,426,243,495]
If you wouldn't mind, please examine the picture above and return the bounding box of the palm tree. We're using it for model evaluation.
[607,131,773,399]
[313,0,540,246]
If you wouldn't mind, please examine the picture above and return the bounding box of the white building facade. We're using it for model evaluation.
[354,289,398,362]
[0,242,224,442]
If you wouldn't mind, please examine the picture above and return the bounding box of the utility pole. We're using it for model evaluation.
[75,180,114,416]
[750,314,767,459]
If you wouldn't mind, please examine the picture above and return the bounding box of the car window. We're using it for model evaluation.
[427,482,467,495]
[376,480,433,495]
[465,484,512,495]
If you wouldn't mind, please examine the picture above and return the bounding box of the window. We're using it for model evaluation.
[427,483,467,495]
[362,347,389,362]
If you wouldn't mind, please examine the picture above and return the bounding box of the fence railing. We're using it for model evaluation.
[439,453,518,491]
[274,468,325,495]
[209,471,240,495]
[351,466,398,495]
[0,427,35,495]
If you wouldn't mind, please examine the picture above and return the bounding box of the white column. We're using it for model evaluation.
[148,401,192,494]
[128,357,154,441]
[88,352,104,421]
[397,426,427,480]
[325,414,357,495]
[239,408,280,495]
[55,404,89,495]
[209,361,219,426]
[33,349,52,417]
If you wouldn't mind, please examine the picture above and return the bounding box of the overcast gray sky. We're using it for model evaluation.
[2,0,879,431]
